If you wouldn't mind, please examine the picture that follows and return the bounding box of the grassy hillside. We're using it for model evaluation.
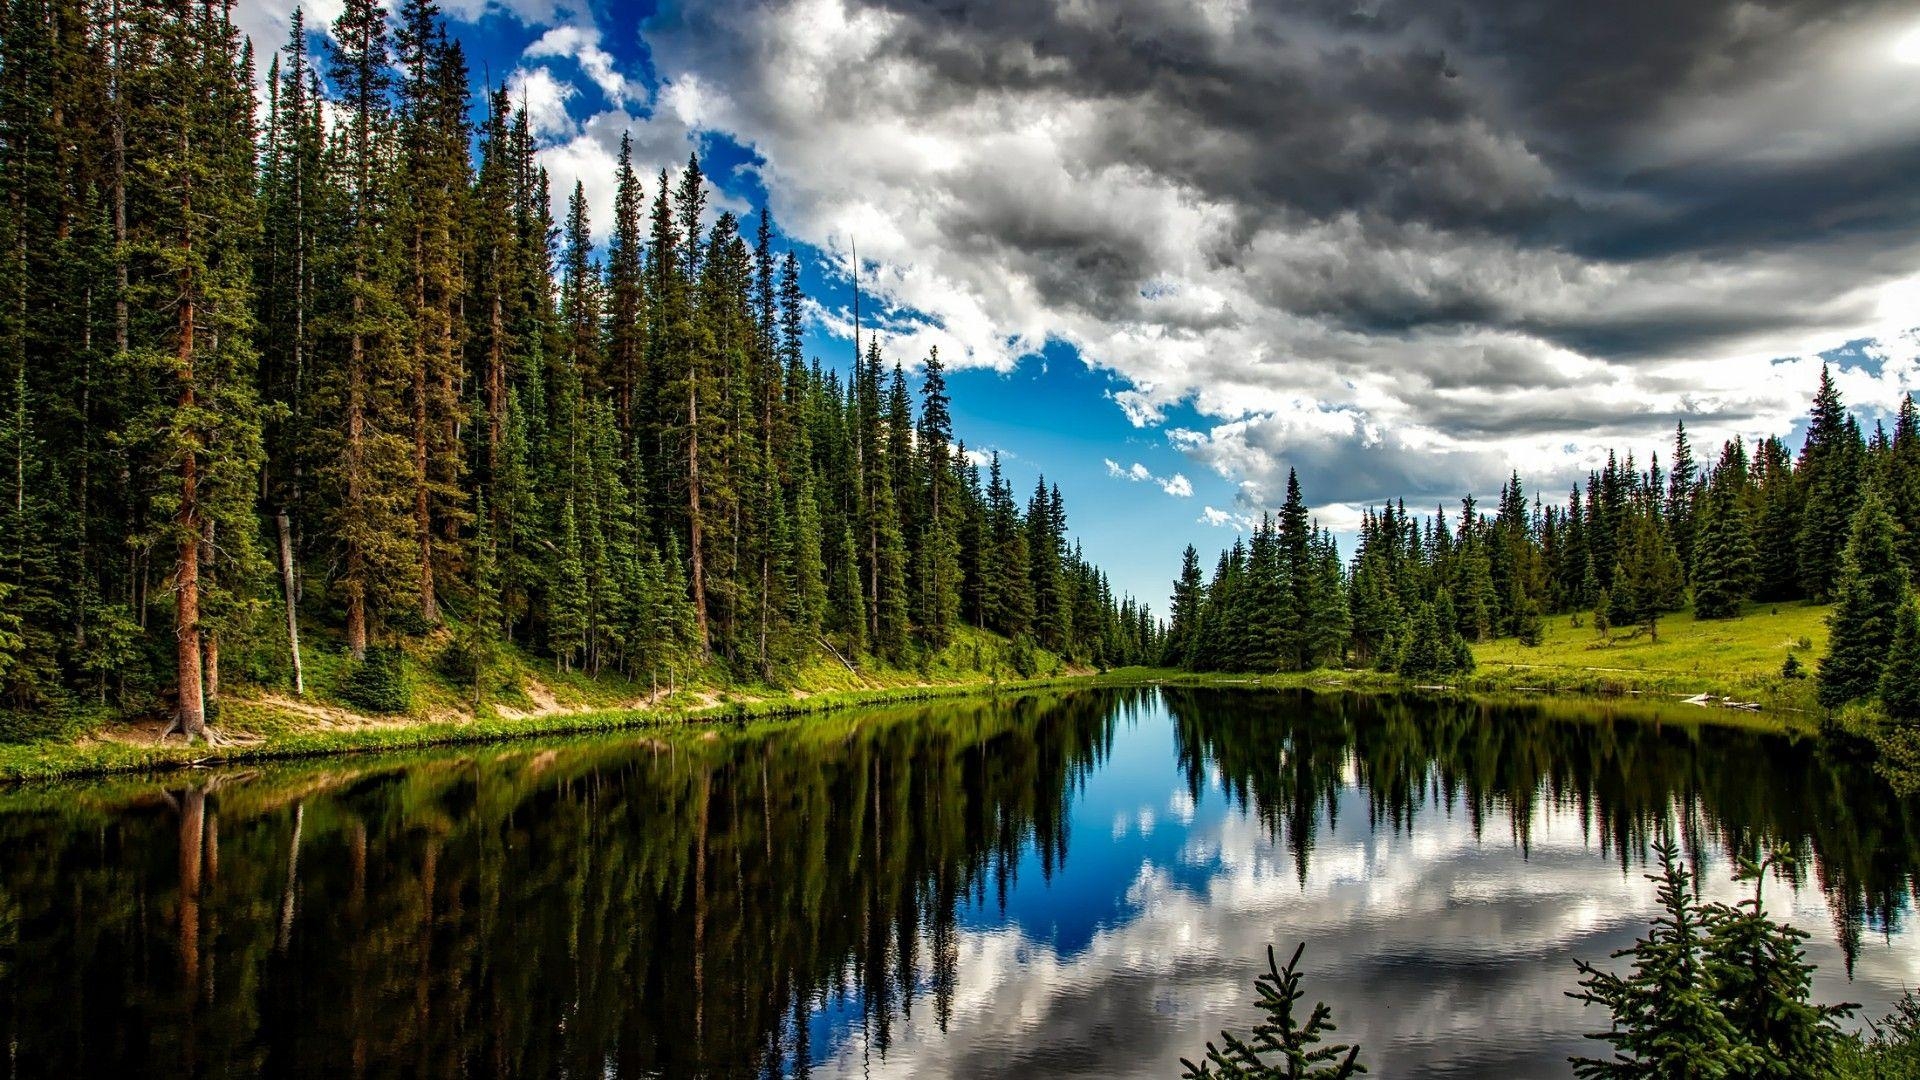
[0,623,1089,781]
[1473,600,1829,703]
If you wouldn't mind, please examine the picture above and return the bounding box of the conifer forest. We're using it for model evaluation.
[1166,367,1920,736]
[0,0,1156,741]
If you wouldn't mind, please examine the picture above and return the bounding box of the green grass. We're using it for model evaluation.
[1473,600,1828,706]
[0,623,1106,782]
[0,604,1844,782]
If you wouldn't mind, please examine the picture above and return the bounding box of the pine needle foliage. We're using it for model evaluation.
[1181,943,1365,1080]
[1569,842,1855,1079]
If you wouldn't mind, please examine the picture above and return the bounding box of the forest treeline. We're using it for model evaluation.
[1168,369,1920,723]
[0,0,1158,739]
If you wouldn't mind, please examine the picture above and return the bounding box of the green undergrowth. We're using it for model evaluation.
[0,623,1101,781]
[0,606,1847,781]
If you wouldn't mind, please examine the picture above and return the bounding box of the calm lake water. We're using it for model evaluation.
[1,687,1916,1078]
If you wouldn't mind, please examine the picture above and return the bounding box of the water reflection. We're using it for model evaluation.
[0,688,1913,1078]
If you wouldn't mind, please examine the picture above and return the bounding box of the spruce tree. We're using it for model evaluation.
[1666,421,1700,575]
[1569,842,1757,1079]
[1819,490,1909,709]
[1181,943,1364,1079]
[1691,440,1757,620]
[913,348,962,648]
[1888,396,1920,581]
[1882,596,1920,724]
[1798,366,1865,602]
[1571,843,1854,1080]
[322,0,417,658]
[1303,533,1350,666]
[1167,544,1206,667]
[1611,509,1682,641]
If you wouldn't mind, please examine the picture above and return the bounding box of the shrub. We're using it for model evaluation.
[339,646,412,714]
[1008,635,1038,678]
[1518,600,1545,647]
[436,638,488,686]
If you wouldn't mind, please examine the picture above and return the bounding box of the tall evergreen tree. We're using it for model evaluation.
[1819,490,1909,709]
[1880,596,1920,725]
[1798,366,1865,602]
[1692,439,1757,620]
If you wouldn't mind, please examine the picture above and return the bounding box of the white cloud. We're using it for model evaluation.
[523,24,636,103]
[506,66,578,139]
[1105,459,1193,499]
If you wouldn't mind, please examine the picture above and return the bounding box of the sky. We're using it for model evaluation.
[235,0,1920,610]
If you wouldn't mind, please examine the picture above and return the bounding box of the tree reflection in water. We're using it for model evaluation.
[0,687,1910,1077]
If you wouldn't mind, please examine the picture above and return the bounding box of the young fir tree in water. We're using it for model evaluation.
[1569,841,1855,1079]
[1181,943,1365,1080]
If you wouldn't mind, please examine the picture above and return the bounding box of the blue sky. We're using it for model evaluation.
[240,0,1920,607]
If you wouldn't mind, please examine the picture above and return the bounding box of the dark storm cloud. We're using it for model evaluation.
[638,0,1920,514]
[836,0,1920,351]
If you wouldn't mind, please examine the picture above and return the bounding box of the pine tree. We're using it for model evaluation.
[1881,596,1920,724]
[913,349,963,648]
[1611,508,1682,641]
[394,0,469,625]
[606,133,644,435]
[1570,842,1759,1079]
[1181,943,1364,1079]
[1820,490,1910,709]
[320,0,416,658]
[1753,437,1803,602]
[1303,533,1349,666]
[1702,867,1855,1080]
[1889,395,1920,580]
[1167,544,1206,667]
[787,468,827,649]
[1572,843,1854,1080]
[1691,439,1757,620]
[1798,366,1865,602]
[1666,421,1700,576]
[135,0,269,737]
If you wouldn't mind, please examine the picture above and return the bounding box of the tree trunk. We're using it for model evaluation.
[200,516,217,708]
[687,381,709,652]
[277,509,303,694]
[345,278,367,660]
[412,225,436,623]
[487,285,503,485]
[174,143,205,743]
[203,630,219,709]
[289,93,305,607]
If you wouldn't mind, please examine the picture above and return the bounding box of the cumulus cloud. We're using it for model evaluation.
[239,0,1920,517]
[523,24,635,103]
[506,66,578,139]
[629,0,1920,511]
[1105,458,1193,498]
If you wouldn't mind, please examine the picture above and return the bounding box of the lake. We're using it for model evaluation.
[1,687,1914,1077]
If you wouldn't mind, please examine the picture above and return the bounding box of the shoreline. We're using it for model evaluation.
[0,662,1826,783]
